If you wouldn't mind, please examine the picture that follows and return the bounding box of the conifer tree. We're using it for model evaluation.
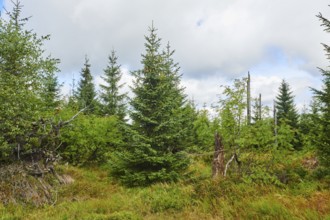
[111,25,189,186]
[275,80,301,150]
[160,42,190,149]
[40,71,62,111]
[100,50,127,120]
[180,100,198,148]
[312,11,330,168]
[275,80,299,128]
[0,1,60,161]
[76,56,97,114]
[67,74,78,110]
[130,27,187,153]
[193,109,213,151]
[299,99,321,149]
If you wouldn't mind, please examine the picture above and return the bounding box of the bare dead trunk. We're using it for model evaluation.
[247,72,251,125]
[258,93,262,120]
[212,132,225,178]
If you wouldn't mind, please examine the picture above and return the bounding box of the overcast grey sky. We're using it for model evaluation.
[2,0,329,111]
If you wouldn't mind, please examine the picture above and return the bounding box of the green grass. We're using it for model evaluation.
[0,159,329,220]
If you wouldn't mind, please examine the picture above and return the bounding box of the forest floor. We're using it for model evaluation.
[0,155,330,220]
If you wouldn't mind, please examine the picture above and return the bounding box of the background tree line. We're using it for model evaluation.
[0,1,329,187]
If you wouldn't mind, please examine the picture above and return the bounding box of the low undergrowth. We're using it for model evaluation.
[0,157,329,220]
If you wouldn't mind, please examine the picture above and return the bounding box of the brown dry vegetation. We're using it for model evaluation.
[0,155,329,220]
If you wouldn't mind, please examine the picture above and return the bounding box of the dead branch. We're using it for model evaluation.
[59,107,87,127]
[224,154,236,177]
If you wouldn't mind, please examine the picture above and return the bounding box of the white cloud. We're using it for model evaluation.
[3,0,329,110]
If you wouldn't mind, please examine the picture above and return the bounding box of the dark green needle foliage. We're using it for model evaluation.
[76,56,97,114]
[275,80,299,128]
[193,109,214,152]
[0,1,60,161]
[312,11,330,170]
[275,80,301,149]
[110,24,190,186]
[100,50,127,120]
[40,70,62,112]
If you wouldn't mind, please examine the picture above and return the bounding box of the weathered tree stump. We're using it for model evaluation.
[212,132,225,178]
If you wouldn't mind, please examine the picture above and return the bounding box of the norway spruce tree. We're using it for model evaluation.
[100,50,127,120]
[299,98,321,149]
[111,25,189,186]
[76,56,97,114]
[275,80,299,128]
[40,71,62,112]
[312,12,330,169]
[0,1,60,161]
[275,79,301,149]
[193,109,214,151]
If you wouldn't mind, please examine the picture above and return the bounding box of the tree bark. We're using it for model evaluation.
[247,72,251,125]
[273,100,278,147]
[212,132,225,178]
[258,93,262,120]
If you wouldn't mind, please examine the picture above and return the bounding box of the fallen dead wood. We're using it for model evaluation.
[0,109,85,206]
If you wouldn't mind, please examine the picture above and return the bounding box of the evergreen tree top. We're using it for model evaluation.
[275,79,299,127]
[100,50,127,119]
[78,56,93,83]
[143,23,161,57]
[76,56,97,113]
[312,10,330,168]
[276,80,294,105]
[113,24,190,186]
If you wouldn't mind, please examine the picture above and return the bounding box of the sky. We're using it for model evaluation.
[2,0,329,112]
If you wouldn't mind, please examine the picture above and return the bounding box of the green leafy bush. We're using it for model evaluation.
[60,115,124,165]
